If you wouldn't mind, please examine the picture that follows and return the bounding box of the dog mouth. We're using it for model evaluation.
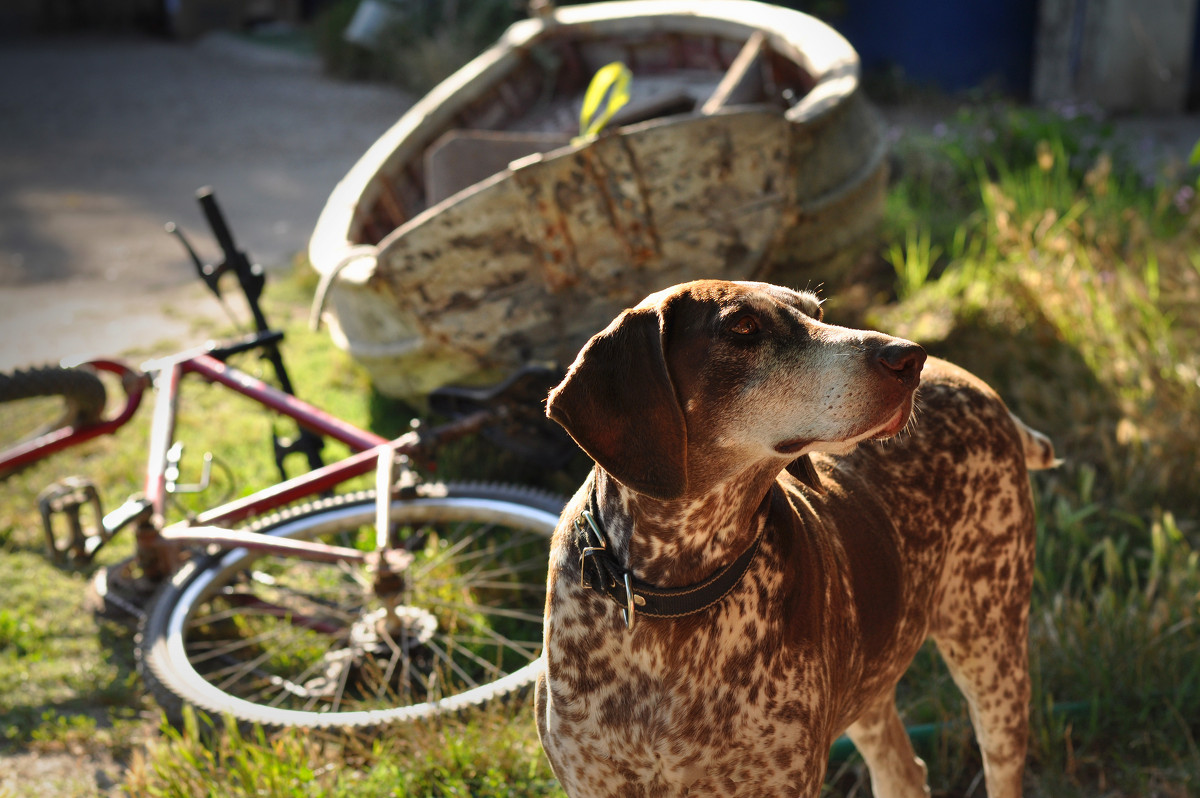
[869,395,915,440]
[774,394,915,455]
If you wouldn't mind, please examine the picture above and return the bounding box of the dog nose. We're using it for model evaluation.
[875,342,926,388]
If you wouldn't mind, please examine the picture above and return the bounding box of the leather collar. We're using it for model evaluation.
[573,484,764,631]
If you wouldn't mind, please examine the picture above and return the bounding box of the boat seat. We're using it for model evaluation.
[609,89,697,127]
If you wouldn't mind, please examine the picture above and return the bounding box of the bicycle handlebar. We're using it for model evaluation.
[164,186,323,472]
[193,186,269,331]
[196,186,239,261]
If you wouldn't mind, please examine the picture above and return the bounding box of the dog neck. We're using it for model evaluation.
[592,463,781,587]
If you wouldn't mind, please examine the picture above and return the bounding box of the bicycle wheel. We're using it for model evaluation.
[0,366,106,448]
[137,482,564,729]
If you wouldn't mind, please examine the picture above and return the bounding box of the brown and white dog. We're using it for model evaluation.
[536,280,1056,798]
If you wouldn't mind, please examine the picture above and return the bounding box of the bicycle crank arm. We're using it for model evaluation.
[159,524,370,564]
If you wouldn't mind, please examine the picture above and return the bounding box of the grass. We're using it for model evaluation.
[2,102,1199,796]
[120,705,564,797]
[861,101,1200,796]
[0,265,578,796]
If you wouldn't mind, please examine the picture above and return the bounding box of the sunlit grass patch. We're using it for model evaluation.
[123,704,564,798]
[877,104,1200,519]
[863,102,1200,796]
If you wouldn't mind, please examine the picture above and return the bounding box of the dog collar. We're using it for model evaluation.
[573,487,764,631]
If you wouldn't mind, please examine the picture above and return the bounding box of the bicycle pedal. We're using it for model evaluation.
[38,477,108,563]
[104,495,152,535]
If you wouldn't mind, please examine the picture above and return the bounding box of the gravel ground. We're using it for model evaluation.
[0,32,410,371]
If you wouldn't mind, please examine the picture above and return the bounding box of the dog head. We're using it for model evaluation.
[547,280,925,500]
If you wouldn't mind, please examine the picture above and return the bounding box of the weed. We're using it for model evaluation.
[876,104,1200,521]
[885,225,942,299]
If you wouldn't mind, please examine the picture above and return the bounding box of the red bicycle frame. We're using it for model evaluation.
[3,187,487,585]
[5,342,490,579]
[141,350,387,523]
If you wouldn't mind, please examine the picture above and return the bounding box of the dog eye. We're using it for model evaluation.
[728,315,759,335]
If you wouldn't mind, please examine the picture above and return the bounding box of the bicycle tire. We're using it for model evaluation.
[0,365,107,427]
[137,481,564,730]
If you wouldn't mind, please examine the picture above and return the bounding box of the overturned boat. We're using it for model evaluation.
[309,0,887,399]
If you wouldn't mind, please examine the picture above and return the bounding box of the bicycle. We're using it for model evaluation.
[0,188,570,731]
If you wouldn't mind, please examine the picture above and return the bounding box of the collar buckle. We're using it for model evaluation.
[571,487,763,633]
[575,509,612,590]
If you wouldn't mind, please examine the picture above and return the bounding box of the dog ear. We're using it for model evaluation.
[786,454,825,493]
[547,304,687,500]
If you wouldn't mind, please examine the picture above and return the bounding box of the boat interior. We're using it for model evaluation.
[351,26,817,246]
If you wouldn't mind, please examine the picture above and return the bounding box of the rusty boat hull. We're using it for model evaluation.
[309,0,887,399]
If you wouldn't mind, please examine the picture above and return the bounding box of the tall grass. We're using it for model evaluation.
[870,103,1200,796]
[880,104,1200,519]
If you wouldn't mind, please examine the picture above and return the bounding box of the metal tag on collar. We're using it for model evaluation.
[577,509,606,589]
[621,572,637,631]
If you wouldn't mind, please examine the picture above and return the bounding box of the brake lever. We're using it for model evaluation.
[166,221,224,301]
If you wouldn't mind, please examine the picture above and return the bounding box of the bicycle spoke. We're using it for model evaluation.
[207,622,327,688]
[353,643,398,704]
[241,658,337,707]
[414,530,542,578]
[187,625,293,665]
[327,640,355,713]
[411,523,492,575]
[250,568,362,610]
[423,595,544,625]
[265,657,341,707]
[429,631,506,680]
[337,559,370,589]
[188,599,356,634]
[421,636,480,690]
[444,623,542,663]
[140,487,561,728]
[422,556,547,592]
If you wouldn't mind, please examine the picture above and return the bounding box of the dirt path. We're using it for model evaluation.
[0,32,409,371]
[0,750,123,798]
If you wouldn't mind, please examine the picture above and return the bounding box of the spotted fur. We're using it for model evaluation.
[537,280,1055,798]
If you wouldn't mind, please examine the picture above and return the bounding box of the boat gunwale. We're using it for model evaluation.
[309,0,864,277]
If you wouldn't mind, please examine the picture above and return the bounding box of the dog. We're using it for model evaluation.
[535,280,1057,798]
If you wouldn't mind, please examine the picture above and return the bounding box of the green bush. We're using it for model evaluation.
[314,0,522,93]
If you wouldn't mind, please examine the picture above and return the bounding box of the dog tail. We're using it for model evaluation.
[1010,412,1062,471]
